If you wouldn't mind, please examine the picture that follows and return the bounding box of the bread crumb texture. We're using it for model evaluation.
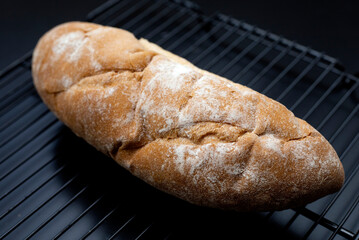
[32,22,344,211]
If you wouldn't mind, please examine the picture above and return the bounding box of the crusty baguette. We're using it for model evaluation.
[32,22,344,211]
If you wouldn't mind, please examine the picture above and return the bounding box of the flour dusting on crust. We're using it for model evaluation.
[32,22,344,211]
[52,31,87,62]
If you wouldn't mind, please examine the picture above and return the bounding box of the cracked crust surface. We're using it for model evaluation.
[32,22,344,211]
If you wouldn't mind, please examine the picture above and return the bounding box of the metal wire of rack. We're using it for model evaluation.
[0,0,358,239]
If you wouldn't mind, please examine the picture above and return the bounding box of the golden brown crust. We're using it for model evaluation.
[32,22,345,211]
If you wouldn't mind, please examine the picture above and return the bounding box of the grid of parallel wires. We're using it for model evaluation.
[0,0,358,239]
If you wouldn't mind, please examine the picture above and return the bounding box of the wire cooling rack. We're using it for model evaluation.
[0,0,358,239]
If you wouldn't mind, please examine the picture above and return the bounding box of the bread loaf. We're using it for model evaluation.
[32,22,344,211]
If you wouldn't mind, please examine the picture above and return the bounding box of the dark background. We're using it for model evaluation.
[1,0,358,74]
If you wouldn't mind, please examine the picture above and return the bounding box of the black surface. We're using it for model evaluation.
[0,0,359,239]
[1,0,359,74]
[192,0,359,75]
